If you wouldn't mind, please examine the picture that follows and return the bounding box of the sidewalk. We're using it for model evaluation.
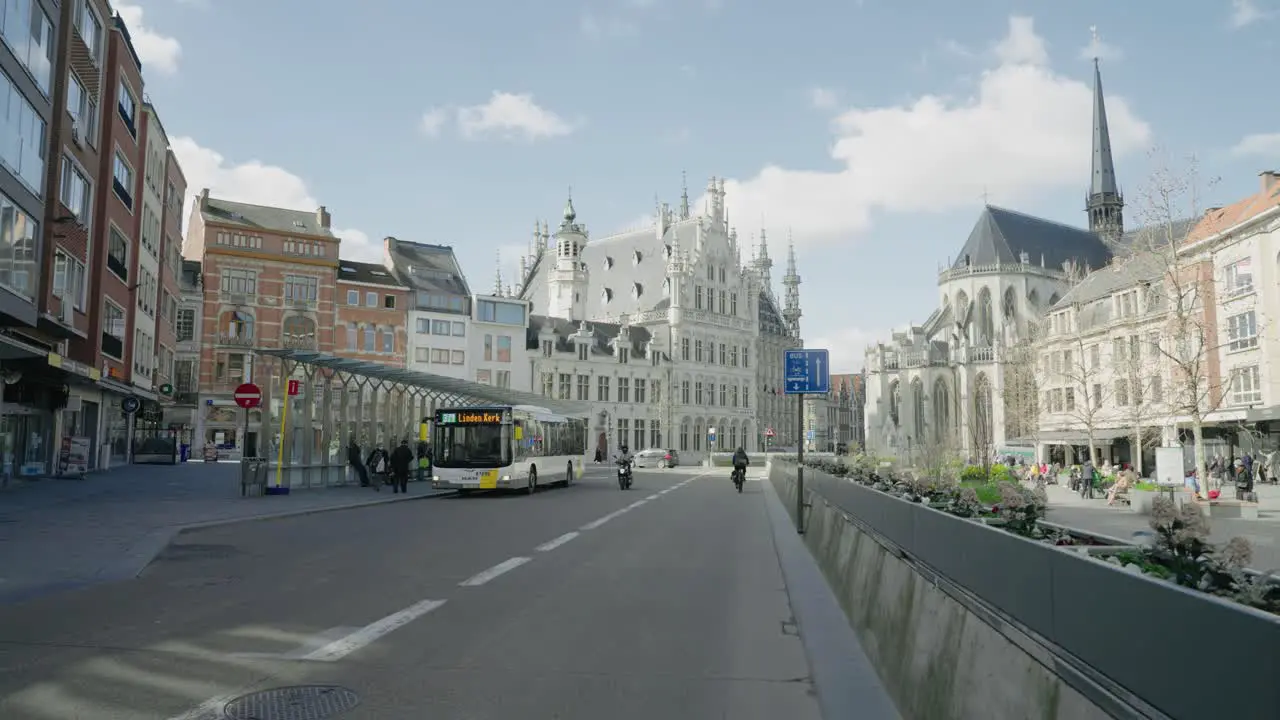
[1042,482,1280,572]
[0,462,448,605]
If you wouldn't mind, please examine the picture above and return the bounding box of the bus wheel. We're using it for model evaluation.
[565,461,573,486]
[526,466,537,495]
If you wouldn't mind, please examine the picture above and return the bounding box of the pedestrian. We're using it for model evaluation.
[1080,458,1096,499]
[366,444,388,491]
[348,438,370,487]
[1234,458,1255,501]
[391,439,414,494]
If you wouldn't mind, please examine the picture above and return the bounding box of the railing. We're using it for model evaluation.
[283,335,317,350]
[216,333,254,347]
[101,332,124,360]
[939,261,1068,283]
[219,291,252,304]
[286,297,318,310]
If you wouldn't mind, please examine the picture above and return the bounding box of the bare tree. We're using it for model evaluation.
[1116,331,1164,476]
[1128,151,1225,488]
[998,315,1048,461]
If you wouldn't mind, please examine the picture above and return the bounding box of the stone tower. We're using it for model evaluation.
[547,193,588,321]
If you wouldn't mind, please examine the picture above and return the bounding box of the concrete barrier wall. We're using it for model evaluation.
[773,464,1280,720]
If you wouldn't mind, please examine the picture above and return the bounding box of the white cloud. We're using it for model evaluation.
[809,326,881,373]
[1231,132,1280,157]
[697,16,1151,248]
[810,87,838,109]
[420,108,448,137]
[579,12,638,39]
[169,137,381,262]
[456,92,576,141]
[114,3,182,75]
[1230,0,1265,27]
[1079,29,1123,61]
[940,39,974,58]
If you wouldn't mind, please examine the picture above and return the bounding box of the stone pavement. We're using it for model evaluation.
[1042,482,1280,572]
[0,462,449,604]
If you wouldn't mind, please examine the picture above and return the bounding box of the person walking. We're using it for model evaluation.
[366,444,389,491]
[390,439,414,494]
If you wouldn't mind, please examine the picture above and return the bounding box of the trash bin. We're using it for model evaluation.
[240,458,266,496]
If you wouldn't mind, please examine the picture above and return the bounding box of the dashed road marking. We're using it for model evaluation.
[459,557,531,587]
[536,531,579,552]
[301,598,447,662]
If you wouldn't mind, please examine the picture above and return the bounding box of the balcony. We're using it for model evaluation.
[101,332,124,360]
[285,297,318,310]
[283,336,317,351]
[216,333,255,348]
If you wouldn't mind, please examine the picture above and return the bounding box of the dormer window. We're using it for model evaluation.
[577,343,588,361]
[664,244,672,259]
[602,288,613,303]
[633,250,642,265]
[542,340,553,357]
[604,256,614,270]
[618,347,629,363]
[632,282,643,299]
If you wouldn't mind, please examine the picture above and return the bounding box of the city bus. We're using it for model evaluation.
[430,405,587,494]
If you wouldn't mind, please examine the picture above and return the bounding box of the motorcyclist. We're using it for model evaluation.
[731,446,749,483]
[616,445,633,471]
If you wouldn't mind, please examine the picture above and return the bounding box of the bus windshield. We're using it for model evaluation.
[433,422,511,468]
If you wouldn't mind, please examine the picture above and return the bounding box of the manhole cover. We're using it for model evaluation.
[223,685,360,719]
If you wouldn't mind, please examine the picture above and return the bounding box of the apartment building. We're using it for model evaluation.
[471,293,532,391]
[154,130,187,402]
[335,260,410,366]
[169,260,202,446]
[1034,170,1280,471]
[127,101,166,394]
[384,238,474,381]
[186,190,340,456]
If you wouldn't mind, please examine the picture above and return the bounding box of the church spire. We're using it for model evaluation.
[782,230,801,340]
[756,226,773,297]
[1085,36,1124,244]
[679,171,690,220]
[493,249,504,296]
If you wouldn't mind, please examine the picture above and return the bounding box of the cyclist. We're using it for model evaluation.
[731,446,749,485]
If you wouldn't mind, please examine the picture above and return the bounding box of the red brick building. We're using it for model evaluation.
[335,260,410,368]
[185,191,341,455]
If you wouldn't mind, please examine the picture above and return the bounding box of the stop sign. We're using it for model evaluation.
[234,383,261,409]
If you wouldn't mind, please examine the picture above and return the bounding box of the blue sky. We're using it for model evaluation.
[122,0,1279,373]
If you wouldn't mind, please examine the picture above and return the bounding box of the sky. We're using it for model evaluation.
[121,0,1279,374]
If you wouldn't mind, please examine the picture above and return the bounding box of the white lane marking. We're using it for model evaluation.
[459,557,531,587]
[536,531,579,552]
[230,626,361,660]
[581,509,628,530]
[300,598,446,662]
[646,493,660,500]
[627,500,647,510]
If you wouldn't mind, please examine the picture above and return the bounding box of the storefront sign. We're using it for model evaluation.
[58,436,90,476]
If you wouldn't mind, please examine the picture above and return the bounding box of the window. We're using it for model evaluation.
[650,421,661,449]
[365,291,377,307]
[347,323,359,349]
[742,383,749,408]
[730,292,737,316]
[416,317,429,334]
[476,369,492,384]
[730,345,739,367]
[220,268,256,295]
[106,227,128,281]
[1227,311,1258,351]
[0,192,36,300]
[1,70,47,194]
[635,379,646,403]
[597,376,610,402]
[719,383,726,405]
[743,346,749,367]
[384,295,396,309]
[136,268,155,316]
[695,286,703,310]
[681,380,690,404]
[52,251,87,310]
[1089,345,1100,369]
[618,419,629,447]
[76,0,103,63]
[284,275,318,302]
[476,299,525,325]
[483,334,493,361]
[1115,378,1129,407]
[101,300,126,359]
[541,372,553,396]
[451,350,464,364]
[1224,259,1253,296]
[695,381,703,404]
[363,326,375,352]
[117,77,137,134]
[651,381,661,404]
[346,289,358,305]
[577,343,588,361]
[718,289,725,314]
[618,378,630,403]
[1231,366,1262,405]
[176,308,195,341]
[225,311,252,339]
[680,421,689,451]
[558,373,571,400]
[618,347,629,363]
[432,319,450,335]
[452,321,465,336]
[496,335,512,362]
[695,340,703,362]
[1151,375,1162,403]
[112,150,133,207]
[60,156,91,222]
[414,347,429,363]
[382,329,394,352]
[576,374,590,401]
[718,343,726,365]
[681,337,689,360]
[66,72,98,142]
[496,370,511,388]
[634,424,644,452]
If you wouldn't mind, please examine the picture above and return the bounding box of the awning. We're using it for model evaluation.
[1038,427,1134,444]
[0,333,49,362]
[252,348,591,417]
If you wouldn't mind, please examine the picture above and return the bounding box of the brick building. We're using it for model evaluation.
[335,260,410,367]
[185,190,340,456]
[152,116,187,402]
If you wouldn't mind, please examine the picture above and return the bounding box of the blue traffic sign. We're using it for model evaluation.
[121,395,141,414]
[784,349,830,395]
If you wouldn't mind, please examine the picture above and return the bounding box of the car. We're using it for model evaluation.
[633,448,679,469]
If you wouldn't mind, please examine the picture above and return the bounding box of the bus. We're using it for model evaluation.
[429,404,588,494]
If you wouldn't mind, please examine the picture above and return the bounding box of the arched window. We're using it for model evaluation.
[224,311,253,339]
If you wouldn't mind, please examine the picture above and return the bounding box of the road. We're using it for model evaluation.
[0,465,893,719]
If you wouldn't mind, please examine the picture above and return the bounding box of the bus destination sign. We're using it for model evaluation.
[439,411,504,425]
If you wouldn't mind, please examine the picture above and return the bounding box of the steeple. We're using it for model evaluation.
[679,171,690,220]
[755,226,773,297]
[782,230,802,339]
[1085,50,1124,244]
[493,249,504,296]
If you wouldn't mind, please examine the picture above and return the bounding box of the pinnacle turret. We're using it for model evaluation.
[782,230,802,339]
[679,171,690,220]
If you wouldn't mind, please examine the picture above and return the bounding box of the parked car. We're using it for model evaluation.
[633,448,679,468]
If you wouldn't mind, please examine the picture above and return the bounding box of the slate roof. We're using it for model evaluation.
[337,260,406,288]
[527,314,664,360]
[202,196,334,237]
[951,205,1113,273]
[384,238,471,297]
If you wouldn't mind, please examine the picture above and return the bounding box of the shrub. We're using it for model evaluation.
[959,465,987,484]
[989,463,1014,484]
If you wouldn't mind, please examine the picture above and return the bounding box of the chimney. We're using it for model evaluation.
[1260,170,1280,193]
[316,205,331,229]
[198,188,210,211]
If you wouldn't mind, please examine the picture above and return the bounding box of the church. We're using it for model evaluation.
[863,60,1135,462]
[511,178,803,460]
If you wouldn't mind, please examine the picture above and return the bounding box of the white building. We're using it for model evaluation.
[169,260,203,446]
[470,293,532,391]
[863,60,1127,462]
[130,104,168,390]
[515,177,804,460]
[386,238,474,381]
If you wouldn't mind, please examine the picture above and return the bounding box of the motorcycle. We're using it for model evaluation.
[616,460,633,490]
[732,467,745,493]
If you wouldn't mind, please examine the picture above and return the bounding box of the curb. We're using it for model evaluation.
[172,489,458,536]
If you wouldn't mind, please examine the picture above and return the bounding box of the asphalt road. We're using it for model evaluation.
[0,465,887,719]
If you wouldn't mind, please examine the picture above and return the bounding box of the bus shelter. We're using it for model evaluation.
[247,348,589,491]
